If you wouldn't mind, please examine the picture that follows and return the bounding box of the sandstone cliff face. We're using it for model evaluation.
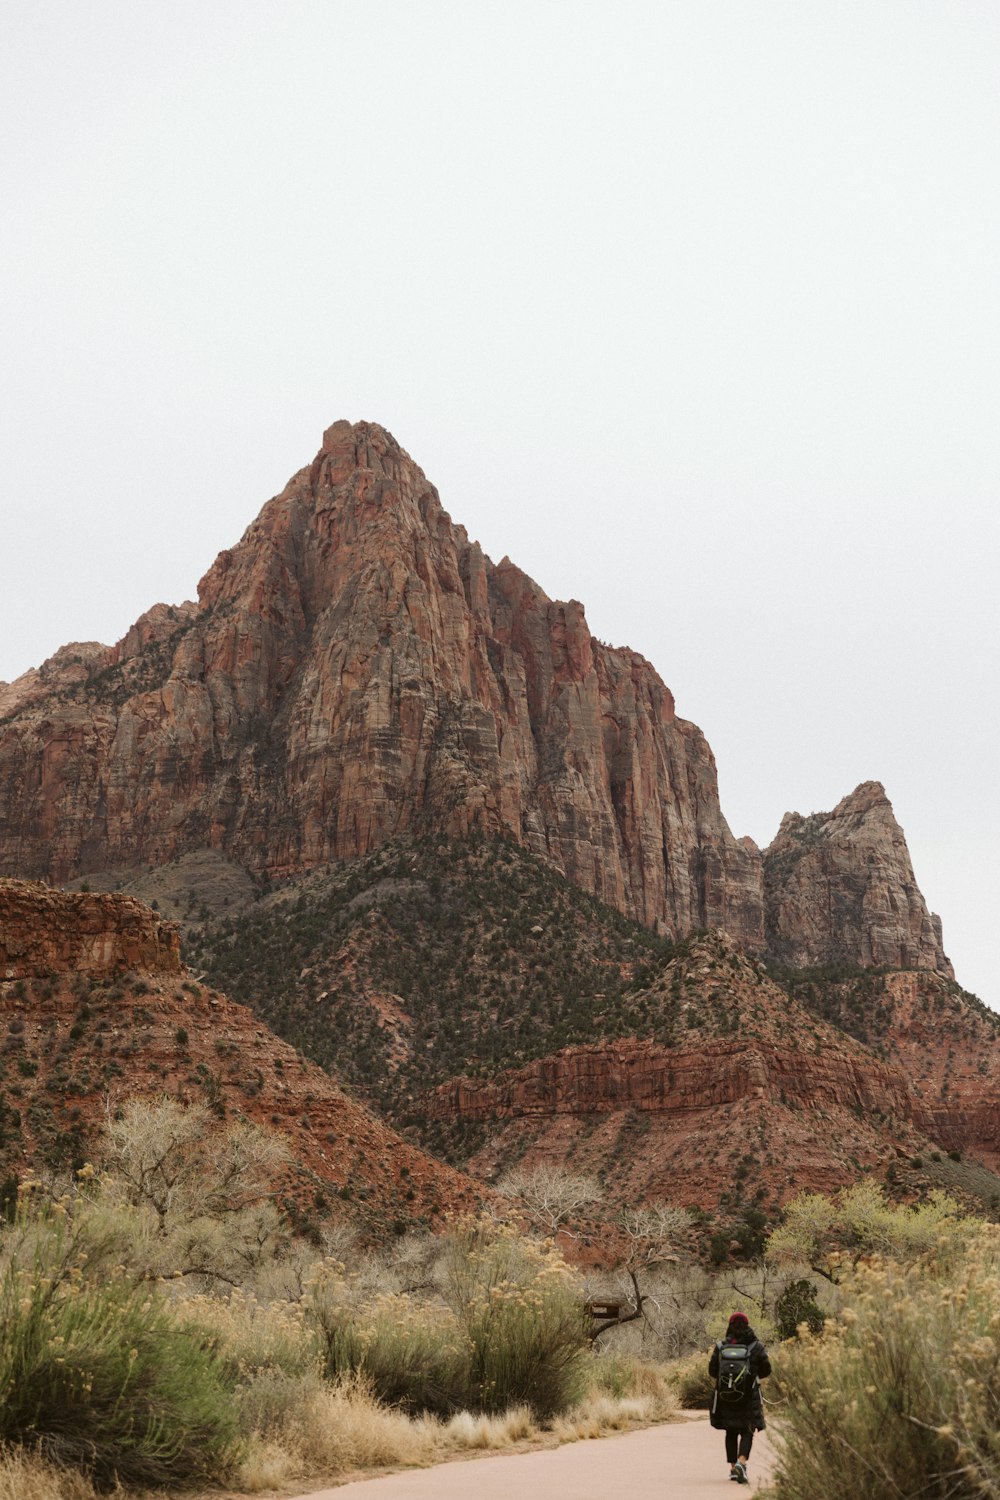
[763,782,952,974]
[857,969,1000,1174]
[0,421,762,947]
[432,1036,926,1212]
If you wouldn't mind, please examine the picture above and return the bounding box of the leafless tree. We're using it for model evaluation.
[495,1162,602,1236]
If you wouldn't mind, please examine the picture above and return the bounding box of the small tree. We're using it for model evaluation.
[99,1096,292,1285]
[495,1162,602,1236]
[774,1277,824,1339]
[767,1182,964,1283]
[591,1202,693,1342]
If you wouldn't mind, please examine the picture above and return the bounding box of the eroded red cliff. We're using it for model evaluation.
[0,880,482,1231]
[0,878,181,979]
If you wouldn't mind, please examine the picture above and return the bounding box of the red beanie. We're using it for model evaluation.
[728,1311,749,1327]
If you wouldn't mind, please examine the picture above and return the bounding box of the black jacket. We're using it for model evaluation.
[708,1327,771,1430]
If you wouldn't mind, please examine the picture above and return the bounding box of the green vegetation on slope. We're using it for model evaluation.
[190,834,696,1118]
[765,957,1000,1052]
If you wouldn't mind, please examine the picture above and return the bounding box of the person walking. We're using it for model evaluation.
[708,1310,771,1484]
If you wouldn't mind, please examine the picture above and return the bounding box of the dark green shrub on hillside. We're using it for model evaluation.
[774,1278,824,1340]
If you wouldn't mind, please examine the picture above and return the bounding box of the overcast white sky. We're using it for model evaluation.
[2,1,998,1005]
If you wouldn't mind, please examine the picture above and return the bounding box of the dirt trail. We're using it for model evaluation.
[289,1414,777,1499]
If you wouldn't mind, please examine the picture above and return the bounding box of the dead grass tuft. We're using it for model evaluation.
[0,1449,99,1500]
[444,1405,538,1449]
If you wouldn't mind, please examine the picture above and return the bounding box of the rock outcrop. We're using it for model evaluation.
[420,932,998,1207]
[763,782,952,974]
[0,421,762,947]
[0,878,182,979]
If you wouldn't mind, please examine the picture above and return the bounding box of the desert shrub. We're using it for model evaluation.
[771,1222,1000,1500]
[307,1220,589,1421]
[446,1218,590,1418]
[313,1282,469,1416]
[172,1289,325,1439]
[305,1264,372,1379]
[588,1350,640,1400]
[669,1349,716,1409]
[306,1262,469,1416]
[767,1182,964,1279]
[353,1295,470,1415]
[584,1350,673,1413]
[0,1199,238,1489]
[176,1288,320,1384]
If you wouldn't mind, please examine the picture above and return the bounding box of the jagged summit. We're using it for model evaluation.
[764,781,951,974]
[0,422,950,976]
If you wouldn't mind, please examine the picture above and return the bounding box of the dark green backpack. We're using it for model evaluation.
[715,1339,755,1406]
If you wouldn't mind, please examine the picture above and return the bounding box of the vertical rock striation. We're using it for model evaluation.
[0,422,763,947]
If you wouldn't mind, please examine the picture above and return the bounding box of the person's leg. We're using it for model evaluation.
[726,1430,740,1465]
[739,1430,754,1462]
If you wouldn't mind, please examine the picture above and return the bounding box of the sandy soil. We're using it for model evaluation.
[287,1414,777,1499]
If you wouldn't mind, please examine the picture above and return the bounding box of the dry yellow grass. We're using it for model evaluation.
[0,1449,99,1500]
[443,1405,538,1450]
[234,1377,439,1492]
[232,1366,674,1493]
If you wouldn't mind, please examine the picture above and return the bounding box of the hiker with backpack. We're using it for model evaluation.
[709,1310,772,1484]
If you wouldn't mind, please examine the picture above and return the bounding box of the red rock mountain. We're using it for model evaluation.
[422,931,999,1212]
[0,879,482,1234]
[0,422,949,975]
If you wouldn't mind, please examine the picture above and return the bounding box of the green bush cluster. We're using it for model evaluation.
[308,1218,590,1420]
[0,1194,238,1490]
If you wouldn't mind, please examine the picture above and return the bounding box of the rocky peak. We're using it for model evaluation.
[0,642,110,719]
[0,422,955,979]
[0,420,764,949]
[763,782,952,974]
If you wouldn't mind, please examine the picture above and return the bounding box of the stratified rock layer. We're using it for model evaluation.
[0,421,762,947]
[421,932,1000,1205]
[764,782,952,974]
[0,879,181,979]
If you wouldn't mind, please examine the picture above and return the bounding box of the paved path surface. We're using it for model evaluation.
[291,1415,777,1499]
